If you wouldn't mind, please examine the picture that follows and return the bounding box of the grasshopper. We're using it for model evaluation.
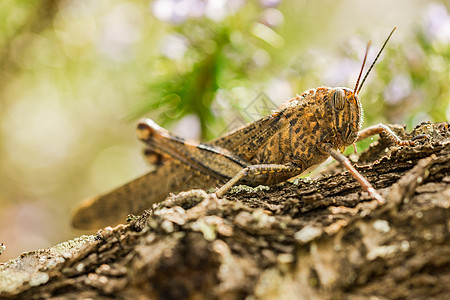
[73,27,417,230]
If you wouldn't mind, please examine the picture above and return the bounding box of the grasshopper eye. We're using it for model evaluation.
[332,89,346,110]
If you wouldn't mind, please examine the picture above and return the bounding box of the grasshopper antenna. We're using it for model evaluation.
[354,40,371,93]
[356,26,397,95]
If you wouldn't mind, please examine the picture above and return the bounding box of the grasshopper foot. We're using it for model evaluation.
[367,187,385,204]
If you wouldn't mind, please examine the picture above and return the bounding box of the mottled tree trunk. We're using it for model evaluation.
[1,122,449,300]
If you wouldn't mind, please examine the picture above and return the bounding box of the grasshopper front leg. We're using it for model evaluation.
[357,123,429,146]
[321,124,428,204]
[357,123,415,146]
[322,144,385,203]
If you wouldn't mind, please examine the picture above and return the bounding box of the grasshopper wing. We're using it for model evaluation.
[72,113,287,230]
[210,112,288,160]
[72,161,218,229]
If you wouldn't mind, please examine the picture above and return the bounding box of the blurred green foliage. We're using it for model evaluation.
[362,25,450,128]
[130,1,285,139]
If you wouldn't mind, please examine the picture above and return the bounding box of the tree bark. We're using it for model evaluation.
[1,122,449,300]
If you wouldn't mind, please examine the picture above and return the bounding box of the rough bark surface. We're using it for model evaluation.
[0,122,449,300]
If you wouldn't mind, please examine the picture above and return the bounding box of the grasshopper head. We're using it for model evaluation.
[328,87,362,151]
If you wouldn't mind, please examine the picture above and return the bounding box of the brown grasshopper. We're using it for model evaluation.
[73,27,416,230]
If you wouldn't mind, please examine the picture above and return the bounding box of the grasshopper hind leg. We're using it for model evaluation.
[215,164,303,197]
[143,148,169,166]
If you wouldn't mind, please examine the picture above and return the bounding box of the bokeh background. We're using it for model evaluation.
[0,0,449,262]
